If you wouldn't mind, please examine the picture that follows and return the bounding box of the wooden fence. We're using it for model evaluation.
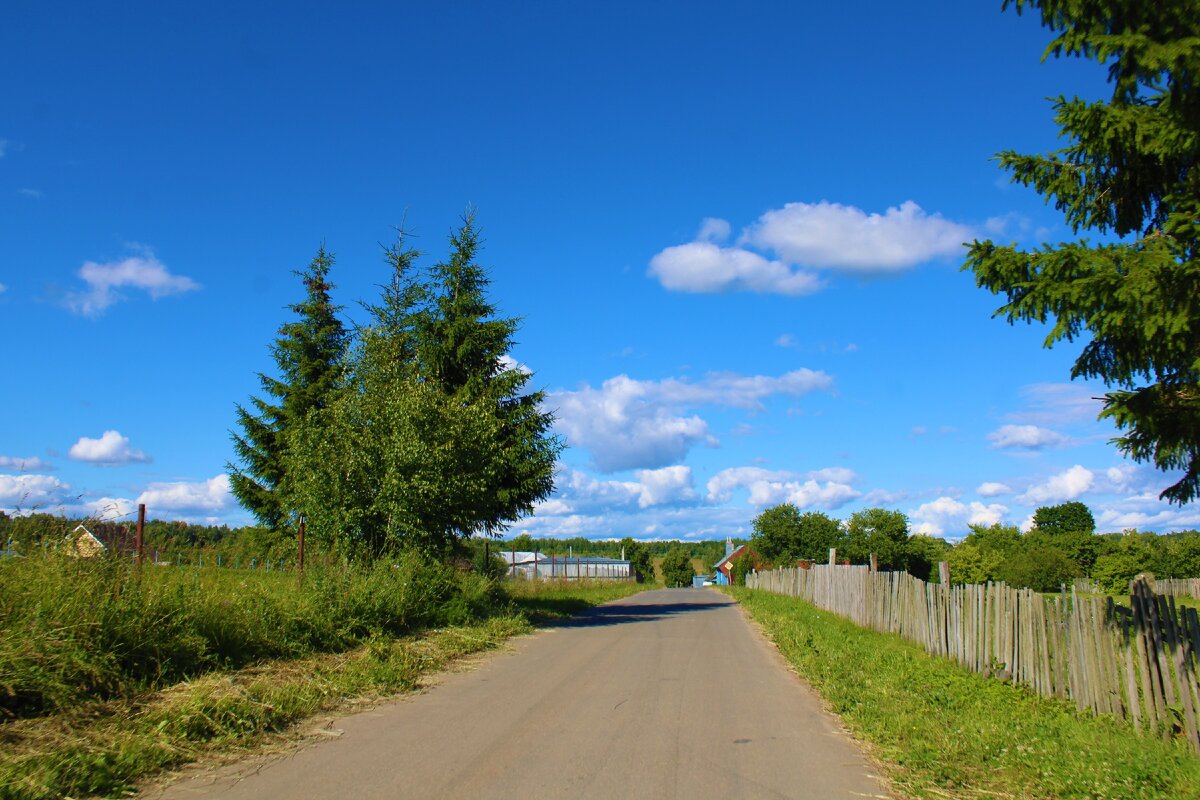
[1154,578,1200,599]
[747,565,1200,752]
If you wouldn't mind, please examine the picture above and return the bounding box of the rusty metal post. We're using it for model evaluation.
[298,515,306,576]
[135,503,146,567]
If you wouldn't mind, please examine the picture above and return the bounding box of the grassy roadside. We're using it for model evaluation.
[730,587,1200,800]
[0,577,646,800]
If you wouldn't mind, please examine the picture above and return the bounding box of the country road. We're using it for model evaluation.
[152,589,889,799]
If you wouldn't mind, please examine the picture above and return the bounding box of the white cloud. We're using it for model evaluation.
[17,188,43,199]
[0,139,8,158]
[68,430,151,465]
[976,481,1012,497]
[987,424,1068,450]
[1008,383,1103,426]
[1019,465,1094,504]
[1095,506,1200,532]
[65,252,199,316]
[0,473,73,512]
[775,333,796,348]
[136,474,232,514]
[533,498,574,516]
[697,217,732,242]
[498,354,532,376]
[741,200,973,272]
[862,488,911,505]
[649,200,974,296]
[910,496,1008,537]
[0,283,7,293]
[647,241,823,296]
[633,465,696,508]
[705,466,860,510]
[551,369,832,471]
[0,455,53,472]
[83,496,139,521]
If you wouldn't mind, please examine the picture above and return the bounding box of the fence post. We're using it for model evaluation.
[869,553,878,573]
[828,548,837,567]
[135,503,146,568]
[939,561,951,585]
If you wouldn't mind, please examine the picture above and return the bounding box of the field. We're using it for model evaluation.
[732,588,1200,800]
[0,553,646,800]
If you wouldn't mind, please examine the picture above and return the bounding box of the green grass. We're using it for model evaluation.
[0,556,645,800]
[730,587,1200,800]
[1,617,528,800]
[0,552,499,720]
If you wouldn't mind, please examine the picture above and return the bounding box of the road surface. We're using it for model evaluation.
[153,588,888,799]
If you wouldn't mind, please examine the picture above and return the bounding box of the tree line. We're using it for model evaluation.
[747,500,1200,593]
[228,214,561,560]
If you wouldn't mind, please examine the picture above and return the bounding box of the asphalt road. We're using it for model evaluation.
[153,588,888,799]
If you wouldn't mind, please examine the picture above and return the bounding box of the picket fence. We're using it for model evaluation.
[747,565,1200,752]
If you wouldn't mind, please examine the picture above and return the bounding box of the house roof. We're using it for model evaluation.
[714,544,750,570]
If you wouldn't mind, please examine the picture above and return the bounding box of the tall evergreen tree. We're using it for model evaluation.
[964,0,1200,503]
[417,213,561,537]
[228,247,347,528]
[282,216,560,557]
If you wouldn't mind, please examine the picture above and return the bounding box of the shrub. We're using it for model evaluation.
[997,545,1079,592]
[660,548,695,588]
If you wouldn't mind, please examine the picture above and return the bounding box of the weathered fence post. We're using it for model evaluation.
[938,561,951,585]
[869,553,878,573]
[135,503,146,568]
[828,547,837,567]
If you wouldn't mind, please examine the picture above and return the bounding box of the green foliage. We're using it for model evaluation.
[660,547,696,588]
[964,0,1200,504]
[619,537,655,583]
[0,551,500,720]
[285,376,510,557]
[946,542,1005,586]
[841,508,910,568]
[1093,533,1157,592]
[751,504,840,563]
[963,522,1024,555]
[998,545,1080,592]
[904,535,951,582]
[278,218,560,558]
[733,587,1200,800]
[229,248,348,529]
[1033,501,1097,535]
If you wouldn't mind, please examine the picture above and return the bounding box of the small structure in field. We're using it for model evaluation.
[68,525,107,558]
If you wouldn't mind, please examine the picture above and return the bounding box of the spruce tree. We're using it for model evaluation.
[282,217,560,557]
[417,213,561,537]
[229,247,347,528]
[965,0,1200,503]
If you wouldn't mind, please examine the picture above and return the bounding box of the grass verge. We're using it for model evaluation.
[730,587,1200,800]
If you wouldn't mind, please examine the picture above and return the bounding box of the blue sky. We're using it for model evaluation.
[3,1,1196,540]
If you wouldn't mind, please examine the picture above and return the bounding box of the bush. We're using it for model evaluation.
[660,548,695,588]
[997,545,1079,592]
